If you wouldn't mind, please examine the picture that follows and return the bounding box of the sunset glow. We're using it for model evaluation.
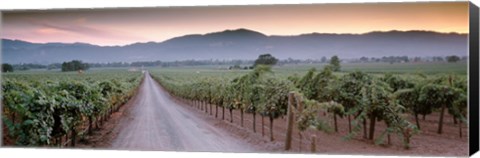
[1,2,469,46]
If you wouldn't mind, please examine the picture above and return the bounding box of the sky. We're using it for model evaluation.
[1,2,469,46]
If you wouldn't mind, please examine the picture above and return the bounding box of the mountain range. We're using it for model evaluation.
[1,28,468,64]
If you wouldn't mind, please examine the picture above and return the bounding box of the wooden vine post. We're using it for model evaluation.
[459,120,462,138]
[285,92,296,150]
[210,103,213,116]
[205,102,208,114]
[71,126,76,147]
[262,116,265,136]
[295,94,304,152]
[222,105,225,120]
[215,104,218,118]
[310,135,317,153]
[252,109,256,133]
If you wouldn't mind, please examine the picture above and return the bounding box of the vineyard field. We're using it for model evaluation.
[146,61,468,156]
[1,3,474,157]
[0,61,469,156]
[148,61,467,81]
[1,69,143,146]
[273,62,467,75]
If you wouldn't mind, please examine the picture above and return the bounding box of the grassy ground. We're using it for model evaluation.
[147,61,467,81]
[2,68,141,82]
[3,61,466,81]
[274,62,467,74]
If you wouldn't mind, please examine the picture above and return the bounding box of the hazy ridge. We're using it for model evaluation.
[1,28,468,64]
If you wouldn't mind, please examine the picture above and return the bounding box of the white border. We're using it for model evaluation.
[0,0,478,158]
[0,0,473,10]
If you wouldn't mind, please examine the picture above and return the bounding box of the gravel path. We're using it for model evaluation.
[110,72,252,152]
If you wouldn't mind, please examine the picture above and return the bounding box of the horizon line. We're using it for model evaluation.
[2,28,468,47]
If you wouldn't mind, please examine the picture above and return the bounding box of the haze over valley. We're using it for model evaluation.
[2,29,467,64]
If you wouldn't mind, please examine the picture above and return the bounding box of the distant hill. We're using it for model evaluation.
[1,28,468,64]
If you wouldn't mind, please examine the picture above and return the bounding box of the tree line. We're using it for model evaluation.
[353,55,466,63]
[61,60,89,72]
[2,54,466,72]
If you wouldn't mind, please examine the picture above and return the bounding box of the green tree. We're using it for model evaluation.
[329,55,341,72]
[235,65,272,128]
[360,79,392,140]
[382,73,415,92]
[395,88,423,129]
[2,63,14,72]
[295,66,343,132]
[452,90,467,137]
[446,55,460,63]
[323,101,344,133]
[418,81,461,134]
[321,56,327,63]
[295,68,317,99]
[253,54,278,67]
[61,60,89,72]
[314,66,336,101]
[258,77,293,141]
[337,71,371,135]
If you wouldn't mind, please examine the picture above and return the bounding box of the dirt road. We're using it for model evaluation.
[110,72,253,152]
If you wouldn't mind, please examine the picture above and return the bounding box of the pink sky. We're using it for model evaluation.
[1,2,469,46]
